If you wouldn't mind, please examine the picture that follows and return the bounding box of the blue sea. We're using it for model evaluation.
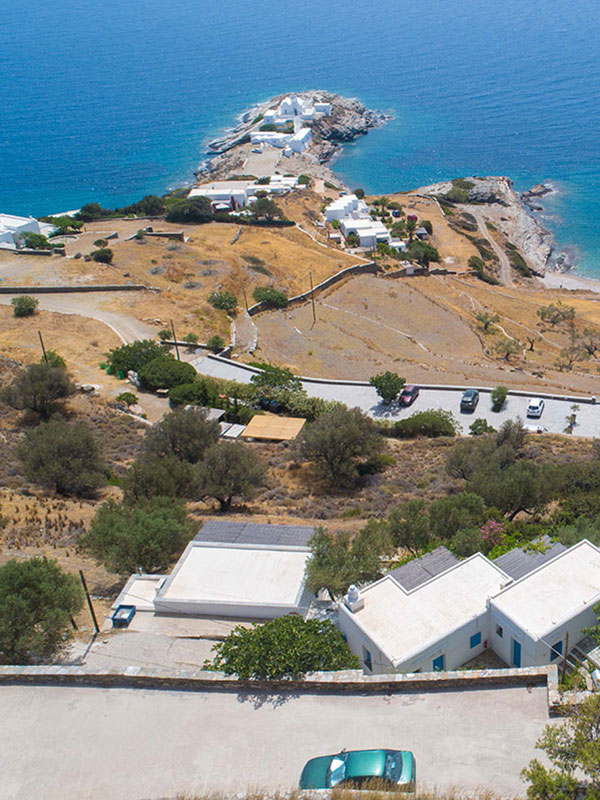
[2,0,600,275]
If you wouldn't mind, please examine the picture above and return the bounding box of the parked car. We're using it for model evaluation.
[526,398,545,418]
[299,749,416,794]
[399,385,420,406]
[524,424,548,433]
[391,210,401,218]
[460,389,480,413]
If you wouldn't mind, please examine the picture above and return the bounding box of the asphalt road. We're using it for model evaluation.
[193,355,600,437]
[0,683,551,799]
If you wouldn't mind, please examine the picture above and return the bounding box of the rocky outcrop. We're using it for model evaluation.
[522,182,555,212]
[417,176,556,274]
[204,91,388,162]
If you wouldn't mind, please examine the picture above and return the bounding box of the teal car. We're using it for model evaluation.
[299,748,415,793]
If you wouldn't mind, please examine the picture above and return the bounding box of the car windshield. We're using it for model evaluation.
[384,752,403,782]
[327,756,347,788]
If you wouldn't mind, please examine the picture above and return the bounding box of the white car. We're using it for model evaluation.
[524,424,548,434]
[526,397,545,418]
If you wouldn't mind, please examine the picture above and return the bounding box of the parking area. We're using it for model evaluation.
[193,355,600,437]
[0,683,551,799]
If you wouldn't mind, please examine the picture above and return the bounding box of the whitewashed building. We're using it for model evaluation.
[339,539,600,673]
[250,126,312,153]
[325,194,369,222]
[262,94,332,127]
[113,521,315,621]
[189,175,300,211]
[324,194,392,248]
[0,213,43,250]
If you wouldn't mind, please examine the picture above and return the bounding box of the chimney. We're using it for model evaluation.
[344,584,364,613]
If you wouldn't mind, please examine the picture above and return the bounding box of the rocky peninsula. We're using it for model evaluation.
[197,91,389,184]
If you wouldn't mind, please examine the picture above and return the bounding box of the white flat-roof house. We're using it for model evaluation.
[189,175,300,211]
[340,217,391,249]
[250,126,312,154]
[262,94,332,127]
[324,194,392,248]
[113,521,315,621]
[339,539,600,674]
[0,213,43,250]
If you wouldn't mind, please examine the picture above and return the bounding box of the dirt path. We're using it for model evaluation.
[472,209,514,287]
[0,292,156,344]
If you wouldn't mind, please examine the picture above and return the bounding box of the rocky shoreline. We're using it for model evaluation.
[417,176,573,274]
[196,91,389,182]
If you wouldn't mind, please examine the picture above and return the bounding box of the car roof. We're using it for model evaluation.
[345,750,386,778]
[528,397,543,404]
[463,389,478,396]
[402,384,417,391]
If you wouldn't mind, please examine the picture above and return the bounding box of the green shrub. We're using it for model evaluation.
[297,174,311,185]
[183,332,199,344]
[20,232,50,250]
[252,286,288,308]
[93,239,108,248]
[421,220,433,234]
[2,362,74,418]
[390,409,458,439]
[405,241,440,266]
[470,418,496,436]
[91,247,113,264]
[106,339,167,375]
[354,188,365,199]
[208,290,237,313]
[138,355,196,392]
[42,350,66,370]
[491,386,509,412]
[207,334,226,353]
[165,196,212,224]
[116,391,138,405]
[444,186,470,204]
[158,329,171,341]
[11,296,38,317]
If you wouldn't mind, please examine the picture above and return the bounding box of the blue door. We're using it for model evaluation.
[512,639,521,667]
[432,654,445,671]
[550,640,563,661]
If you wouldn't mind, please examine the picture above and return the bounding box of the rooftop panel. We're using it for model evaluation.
[494,535,567,580]
[194,519,314,547]
[388,547,459,591]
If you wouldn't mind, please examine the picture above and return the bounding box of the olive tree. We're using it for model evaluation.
[2,362,75,419]
[197,442,266,511]
[142,407,219,464]
[292,405,382,486]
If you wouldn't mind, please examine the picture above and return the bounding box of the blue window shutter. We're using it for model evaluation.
[470,632,482,648]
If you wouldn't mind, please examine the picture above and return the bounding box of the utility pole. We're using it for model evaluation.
[79,570,99,634]
[562,632,569,683]
[309,272,316,325]
[170,319,180,361]
[38,331,48,363]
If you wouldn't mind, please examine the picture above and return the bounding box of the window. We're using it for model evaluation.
[496,624,503,638]
[362,646,373,671]
[470,632,482,649]
[550,640,563,661]
[432,654,445,671]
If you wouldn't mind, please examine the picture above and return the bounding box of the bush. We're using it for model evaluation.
[0,558,83,664]
[390,409,457,439]
[42,350,66,370]
[208,290,237,313]
[421,220,433,234]
[206,334,225,353]
[91,247,113,264]
[293,406,383,486]
[165,196,213,224]
[142,407,220,464]
[252,286,288,309]
[297,174,311,185]
[354,188,365,199]
[197,441,266,511]
[183,332,199,344]
[18,418,105,496]
[370,371,405,404]
[116,391,138,405]
[2,362,75,419]
[491,385,509,412]
[11,296,38,317]
[82,497,195,574]
[168,382,206,407]
[93,239,108,248]
[124,455,200,502]
[20,232,50,250]
[158,329,171,341]
[105,339,167,376]
[204,615,358,679]
[405,241,440,266]
[470,418,496,436]
[138,355,196,392]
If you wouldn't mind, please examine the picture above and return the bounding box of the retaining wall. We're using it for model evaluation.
[0,284,148,294]
[0,663,562,706]
[247,261,379,316]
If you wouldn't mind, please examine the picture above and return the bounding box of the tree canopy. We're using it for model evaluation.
[105,339,167,376]
[18,418,105,496]
[204,615,359,679]
[142,407,220,464]
[293,405,383,485]
[370,371,406,404]
[137,355,196,391]
[0,558,82,664]
[82,497,195,574]
[197,442,266,511]
[1,362,75,419]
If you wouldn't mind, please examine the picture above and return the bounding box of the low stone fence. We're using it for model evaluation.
[0,284,148,294]
[0,662,566,709]
[247,261,379,316]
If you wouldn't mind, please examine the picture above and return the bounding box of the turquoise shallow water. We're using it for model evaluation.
[1,0,599,274]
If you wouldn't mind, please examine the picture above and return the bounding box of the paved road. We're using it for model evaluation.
[0,683,551,799]
[193,355,600,437]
